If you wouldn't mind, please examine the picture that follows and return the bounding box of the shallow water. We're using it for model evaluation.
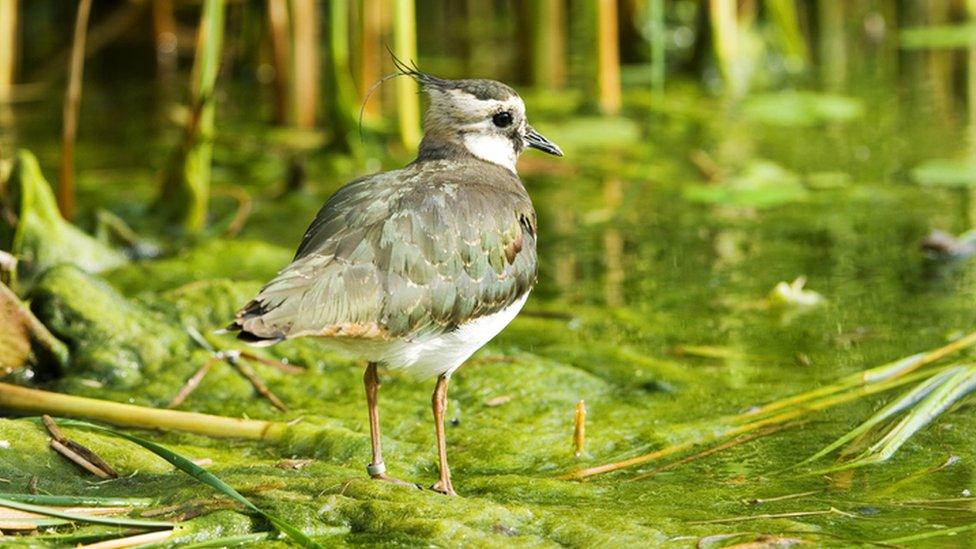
[2,75,976,546]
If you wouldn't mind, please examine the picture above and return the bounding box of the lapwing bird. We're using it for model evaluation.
[227,66,562,496]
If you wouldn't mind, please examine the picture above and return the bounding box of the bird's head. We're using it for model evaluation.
[395,61,563,173]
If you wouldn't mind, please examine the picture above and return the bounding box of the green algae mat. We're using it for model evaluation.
[4,90,976,547]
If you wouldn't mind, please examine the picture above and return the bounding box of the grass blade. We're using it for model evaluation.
[0,496,171,529]
[57,419,322,548]
[801,366,963,465]
[862,365,976,462]
[0,493,154,507]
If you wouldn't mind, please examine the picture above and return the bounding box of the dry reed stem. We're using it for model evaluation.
[573,400,586,458]
[43,414,118,478]
[239,351,305,374]
[78,529,173,549]
[0,383,285,440]
[50,439,110,479]
[265,0,291,124]
[689,507,857,525]
[561,364,946,480]
[626,423,793,482]
[167,357,218,408]
[741,331,976,421]
[58,0,92,220]
[0,506,129,520]
[228,354,288,411]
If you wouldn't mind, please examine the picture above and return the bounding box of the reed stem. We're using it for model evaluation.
[266,0,291,125]
[359,0,384,118]
[0,0,17,103]
[393,0,420,149]
[648,0,665,96]
[0,382,286,441]
[326,0,358,152]
[291,0,319,129]
[595,0,621,114]
[58,0,92,221]
[709,0,741,96]
[531,0,566,90]
[154,0,225,232]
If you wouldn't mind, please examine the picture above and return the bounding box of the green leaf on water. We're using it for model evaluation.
[911,158,976,188]
[900,23,976,50]
[741,92,863,127]
[684,160,808,208]
[56,419,323,549]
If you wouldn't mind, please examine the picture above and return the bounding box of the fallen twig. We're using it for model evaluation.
[688,506,857,525]
[627,424,793,482]
[78,530,173,549]
[167,357,218,408]
[43,415,118,478]
[229,352,288,411]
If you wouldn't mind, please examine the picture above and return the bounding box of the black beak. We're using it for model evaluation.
[523,126,563,157]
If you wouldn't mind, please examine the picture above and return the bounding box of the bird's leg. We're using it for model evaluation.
[430,374,457,496]
[363,362,417,488]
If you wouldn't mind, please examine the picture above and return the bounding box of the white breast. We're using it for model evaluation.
[328,292,530,380]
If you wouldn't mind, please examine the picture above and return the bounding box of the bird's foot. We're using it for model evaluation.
[429,478,457,496]
[370,473,422,490]
[367,462,421,489]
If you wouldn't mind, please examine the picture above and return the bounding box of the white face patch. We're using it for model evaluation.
[463,132,518,173]
[440,92,525,173]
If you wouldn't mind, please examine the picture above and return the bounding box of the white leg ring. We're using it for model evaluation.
[367,461,386,476]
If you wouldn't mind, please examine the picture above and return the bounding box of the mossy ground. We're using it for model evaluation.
[3,82,976,546]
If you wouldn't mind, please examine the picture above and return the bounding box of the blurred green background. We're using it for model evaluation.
[3,1,976,547]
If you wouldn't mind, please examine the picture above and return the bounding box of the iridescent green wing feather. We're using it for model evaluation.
[234,162,536,341]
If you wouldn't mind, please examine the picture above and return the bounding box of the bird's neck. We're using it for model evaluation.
[417,131,518,174]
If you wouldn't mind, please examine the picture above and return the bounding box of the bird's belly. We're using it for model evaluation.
[371,292,530,380]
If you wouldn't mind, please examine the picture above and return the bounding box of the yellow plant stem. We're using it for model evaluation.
[392,0,420,149]
[562,366,949,480]
[738,330,976,421]
[0,383,286,441]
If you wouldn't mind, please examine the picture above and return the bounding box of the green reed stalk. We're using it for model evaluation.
[393,0,420,149]
[709,0,741,97]
[648,0,665,97]
[154,0,225,233]
[326,0,358,152]
[765,0,807,74]
[531,0,566,90]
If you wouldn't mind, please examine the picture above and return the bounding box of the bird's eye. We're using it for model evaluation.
[492,111,513,128]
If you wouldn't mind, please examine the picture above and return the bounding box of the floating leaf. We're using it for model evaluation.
[900,24,976,50]
[542,116,641,149]
[741,92,863,127]
[684,160,808,208]
[911,158,976,188]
